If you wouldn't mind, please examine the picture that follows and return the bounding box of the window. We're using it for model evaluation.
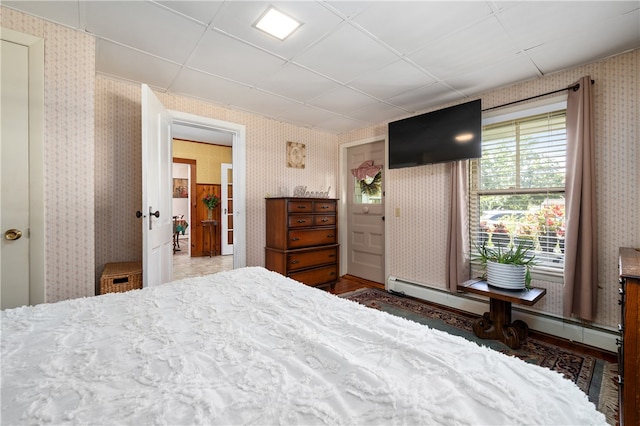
[470,98,567,279]
[353,171,382,204]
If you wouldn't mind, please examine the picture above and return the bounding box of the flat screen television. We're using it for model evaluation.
[388,99,482,169]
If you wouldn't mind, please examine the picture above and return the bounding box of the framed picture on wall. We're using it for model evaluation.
[173,178,188,198]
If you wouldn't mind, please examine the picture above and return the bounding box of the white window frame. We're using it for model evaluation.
[471,95,568,283]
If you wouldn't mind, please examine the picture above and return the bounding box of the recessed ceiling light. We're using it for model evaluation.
[254,7,301,41]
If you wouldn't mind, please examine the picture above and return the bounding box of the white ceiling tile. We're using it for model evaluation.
[171,69,252,106]
[443,54,541,97]
[96,40,181,90]
[254,63,341,102]
[350,1,493,54]
[230,89,303,118]
[293,23,398,83]
[409,15,519,80]
[349,59,436,100]
[498,1,640,51]
[85,1,206,63]
[156,1,224,25]
[386,83,461,113]
[186,30,286,85]
[211,1,343,60]
[3,1,80,28]
[526,10,640,74]
[307,87,378,116]
[346,102,408,124]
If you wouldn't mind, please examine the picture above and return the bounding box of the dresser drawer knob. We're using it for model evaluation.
[297,205,307,209]
[320,205,329,209]
[291,237,300,241]
[618,324,624,332]
[328,254,335,258]
[290,260,300,265]
[329,271,336,276]
[297,219,306,223]
[327,234,334,238]
[321,218,329,222]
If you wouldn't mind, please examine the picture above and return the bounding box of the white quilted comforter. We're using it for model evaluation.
[1,267,605,425]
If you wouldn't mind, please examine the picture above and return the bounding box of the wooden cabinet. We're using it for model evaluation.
[265,198,339,288]
[618,247,640,426]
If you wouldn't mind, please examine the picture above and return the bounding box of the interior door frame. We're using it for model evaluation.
[220,162,233,255]
[338,135,388,281]
[1,28,45,305]
[172,157,196,255]
[169,110,246,269]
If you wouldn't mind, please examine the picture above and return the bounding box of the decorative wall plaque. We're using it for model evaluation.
[286,141,306,168]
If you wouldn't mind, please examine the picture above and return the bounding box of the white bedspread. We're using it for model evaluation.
[1,267,605,425]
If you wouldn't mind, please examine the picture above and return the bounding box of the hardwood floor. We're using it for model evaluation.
[329,274,385,294]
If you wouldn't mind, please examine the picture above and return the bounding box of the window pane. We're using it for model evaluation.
[353,172,382,204]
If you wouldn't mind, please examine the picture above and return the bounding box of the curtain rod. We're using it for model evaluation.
[482,79,594,112]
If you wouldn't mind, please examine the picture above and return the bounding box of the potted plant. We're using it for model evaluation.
[202,193,219,220]
[475,241,536,290]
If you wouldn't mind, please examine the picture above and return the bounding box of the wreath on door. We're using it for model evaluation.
[359,171,382,196]
[351,160,382,196]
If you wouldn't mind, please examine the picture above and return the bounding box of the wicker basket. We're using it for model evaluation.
[100,262,142,294]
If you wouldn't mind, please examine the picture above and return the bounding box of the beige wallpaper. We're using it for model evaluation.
[338,49,640,328]
[1,7,96,303]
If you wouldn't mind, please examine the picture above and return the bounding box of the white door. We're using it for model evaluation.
[141,84,173,286]
[220,163,233,255]
[1,40,30,309]
[347,141,385,283]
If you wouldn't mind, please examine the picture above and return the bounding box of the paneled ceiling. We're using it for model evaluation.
[4,1,640,134]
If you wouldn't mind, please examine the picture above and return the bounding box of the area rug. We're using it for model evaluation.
[342,287,618,425]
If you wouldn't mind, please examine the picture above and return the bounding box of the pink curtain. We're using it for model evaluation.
[564,76,598,320]
[446,160,470,292]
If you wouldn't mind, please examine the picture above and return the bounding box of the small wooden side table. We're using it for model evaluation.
[457,279,546,349]
[201,220,218,257]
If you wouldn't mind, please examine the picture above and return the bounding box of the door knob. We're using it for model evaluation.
[148,207,160,230]
[4,229,23,240]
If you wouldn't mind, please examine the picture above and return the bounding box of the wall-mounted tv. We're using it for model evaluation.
[388,99,482,169]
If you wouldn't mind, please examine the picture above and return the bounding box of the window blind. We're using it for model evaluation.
[470,110,567,279]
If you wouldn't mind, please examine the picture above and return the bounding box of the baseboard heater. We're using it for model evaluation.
[387,275,618,353]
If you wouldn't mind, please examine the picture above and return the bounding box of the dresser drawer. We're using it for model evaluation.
[288,200,313,213]
[314,200,336,213]
[288,228,336,249]
[287,247,338,271]
[314,215,336,226]
[288,215,314,228]
[289,264,338,287]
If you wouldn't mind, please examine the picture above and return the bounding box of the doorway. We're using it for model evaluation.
[169,112,246,271]
[339,138,386,284]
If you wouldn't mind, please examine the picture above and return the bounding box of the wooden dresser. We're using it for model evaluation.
[265,197,339,288]
[618,247,640,426]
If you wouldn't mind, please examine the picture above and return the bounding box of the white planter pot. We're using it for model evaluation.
[486,261,526,290]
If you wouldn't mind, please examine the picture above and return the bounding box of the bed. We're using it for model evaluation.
[1,267,605,425]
